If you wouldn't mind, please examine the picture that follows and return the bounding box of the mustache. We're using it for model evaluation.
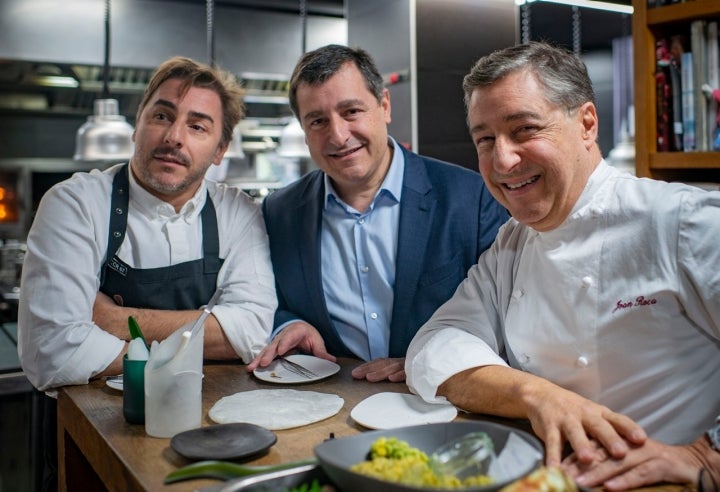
[151,146,190,166]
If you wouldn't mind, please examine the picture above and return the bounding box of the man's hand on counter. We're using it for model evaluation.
[246,321,336,372]
[562,433,719,491]
[351,357,406,383]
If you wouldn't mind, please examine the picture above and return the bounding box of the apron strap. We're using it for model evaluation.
[100,164,131,285]
[200,193,221,274]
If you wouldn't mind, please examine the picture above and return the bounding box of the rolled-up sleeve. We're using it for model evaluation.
[406,245,509,402]
[18,173,125,391]
[212,188,277,363]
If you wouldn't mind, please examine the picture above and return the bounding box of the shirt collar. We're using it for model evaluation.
[323,136,405,210]
[128,166,207,221]
[570,159,611,214]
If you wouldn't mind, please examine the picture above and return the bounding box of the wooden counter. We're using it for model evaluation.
[56,358,689,492]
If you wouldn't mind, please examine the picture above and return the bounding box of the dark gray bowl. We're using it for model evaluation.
[314,421,543,492]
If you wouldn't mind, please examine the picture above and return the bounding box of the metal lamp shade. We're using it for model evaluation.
[224,125,245,159]
[74,99,134,162]
[277,118,310,158]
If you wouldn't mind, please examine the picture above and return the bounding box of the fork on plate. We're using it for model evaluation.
[278,357,320,379]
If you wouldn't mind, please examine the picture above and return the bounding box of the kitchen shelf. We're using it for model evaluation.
[649,151,720,169]
[633,0,720,182]
[646,0,720,25]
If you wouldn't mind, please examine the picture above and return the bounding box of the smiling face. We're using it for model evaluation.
[295,62,392,205]
[130,78,228,210]
[467,69,601,232]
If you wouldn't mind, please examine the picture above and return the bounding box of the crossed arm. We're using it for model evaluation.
[92,291,236,377]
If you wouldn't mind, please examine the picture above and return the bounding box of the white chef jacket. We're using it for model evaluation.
[406,161,720,445]
[18,163,277,391]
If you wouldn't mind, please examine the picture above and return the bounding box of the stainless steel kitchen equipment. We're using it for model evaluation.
[73,0,135,162]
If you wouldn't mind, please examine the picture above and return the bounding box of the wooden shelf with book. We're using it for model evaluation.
[633,0,720,182]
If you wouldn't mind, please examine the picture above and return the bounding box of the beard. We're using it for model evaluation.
[133,145,212,196]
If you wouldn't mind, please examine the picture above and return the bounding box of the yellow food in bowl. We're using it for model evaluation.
[350,437,494,489]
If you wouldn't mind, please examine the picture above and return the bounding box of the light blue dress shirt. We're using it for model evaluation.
[320,138,404,360]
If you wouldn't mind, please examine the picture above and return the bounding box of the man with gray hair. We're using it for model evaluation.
[406,42,720,490]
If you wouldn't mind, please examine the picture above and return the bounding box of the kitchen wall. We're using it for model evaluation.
[349,0,518,170]
[0,0,345,74]
[0,0,347,159]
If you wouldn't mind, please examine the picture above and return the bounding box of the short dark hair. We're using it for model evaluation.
[136,56,245,147]
[463,42,595,114]
[288,44,384,119]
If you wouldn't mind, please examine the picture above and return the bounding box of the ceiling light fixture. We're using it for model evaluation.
[516,0,633,15]
[277,0,311,159]
[74,0,134,162]
[277,118,310,158]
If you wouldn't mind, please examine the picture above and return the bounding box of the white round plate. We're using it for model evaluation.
[253,354,340,384]
[105,376,123,391]
[351,392,457,430]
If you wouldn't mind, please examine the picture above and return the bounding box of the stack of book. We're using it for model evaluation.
[655,19,720,152]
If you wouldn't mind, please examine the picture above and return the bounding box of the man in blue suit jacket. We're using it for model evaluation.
[247,45,508,381]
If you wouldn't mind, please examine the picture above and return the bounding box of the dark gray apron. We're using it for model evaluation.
[99,163,223,309]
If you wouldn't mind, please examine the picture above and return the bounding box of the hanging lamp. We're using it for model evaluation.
[74,0,134,162]
[277,0,311,159]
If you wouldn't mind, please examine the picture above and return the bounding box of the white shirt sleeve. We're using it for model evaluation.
[210,184,277,363]
[676,188,720,339]
[406,239,510,402]
[18,171,125,391]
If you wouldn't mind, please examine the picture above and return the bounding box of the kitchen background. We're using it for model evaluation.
[0,1,631,490]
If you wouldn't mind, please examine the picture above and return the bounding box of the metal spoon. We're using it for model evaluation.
[190,288,223,338]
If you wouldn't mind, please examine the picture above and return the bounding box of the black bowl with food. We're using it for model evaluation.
[314,421,544,492]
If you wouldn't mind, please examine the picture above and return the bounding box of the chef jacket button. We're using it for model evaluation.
[511,290,523,300]
[582,276,593,287]
[115,207,123,215]
[113,231,122,238]
[370,312,378,319]
[358,218,365,224]
[362,266,369,273]
[576,356,589,368]
[520,354,530,364]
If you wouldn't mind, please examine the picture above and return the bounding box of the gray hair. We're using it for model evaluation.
[463,42,595,114]
[288,44,385,119]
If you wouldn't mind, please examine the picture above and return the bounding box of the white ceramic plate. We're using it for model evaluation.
[253,354,340,384]
[351,392,457,430]
[105,376,123,391]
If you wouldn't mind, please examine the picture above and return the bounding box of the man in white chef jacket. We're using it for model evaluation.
[405,42,720,490]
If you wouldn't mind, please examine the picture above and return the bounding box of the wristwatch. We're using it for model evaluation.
[708,416,720,452]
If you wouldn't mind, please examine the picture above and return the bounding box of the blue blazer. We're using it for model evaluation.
[262,145,509,359]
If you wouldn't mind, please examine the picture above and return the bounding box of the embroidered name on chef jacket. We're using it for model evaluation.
[612,295,657,314]
[108,258,128,276]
